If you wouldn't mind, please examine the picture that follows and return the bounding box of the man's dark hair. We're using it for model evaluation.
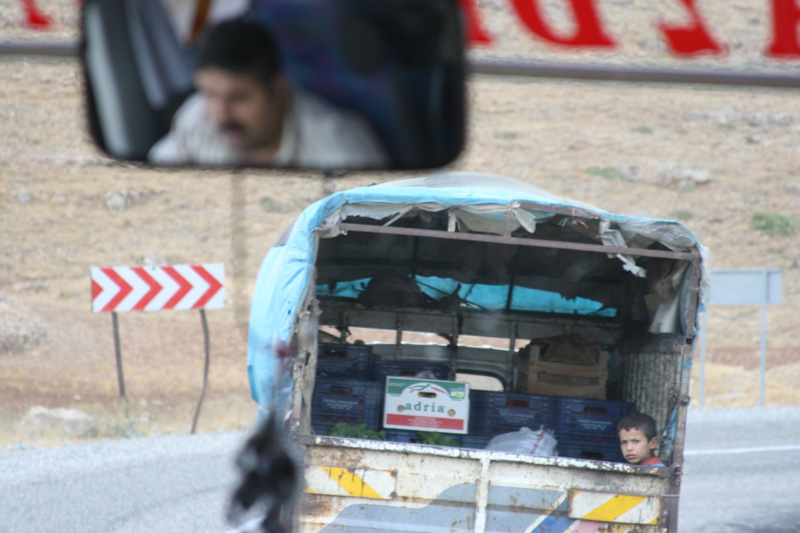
[618,413,658,441]
[196,19,282,86]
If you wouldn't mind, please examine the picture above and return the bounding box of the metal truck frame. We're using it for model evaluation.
[247,172,708,532]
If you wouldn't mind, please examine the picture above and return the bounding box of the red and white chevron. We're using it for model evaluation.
[91,264,225,313]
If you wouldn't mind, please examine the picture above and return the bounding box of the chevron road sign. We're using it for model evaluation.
[91,264,225,313]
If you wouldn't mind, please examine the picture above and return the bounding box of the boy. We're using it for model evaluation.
[618,413,665,466]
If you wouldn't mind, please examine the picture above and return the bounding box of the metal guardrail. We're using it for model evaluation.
[4,41,799,90]
[469,58,800,90]
[0,41,79,57]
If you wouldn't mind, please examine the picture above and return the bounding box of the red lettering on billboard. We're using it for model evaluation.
[22,0,52,30]
[767,0,800,57]
[14,0,800,62]
[457,0,495,44]
[510,0,616,48]
[656,0,724,56]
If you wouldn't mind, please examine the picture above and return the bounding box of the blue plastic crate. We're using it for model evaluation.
[461,435,491,450]
[371,360,450,382]
[555,397,635,444]
[311,377,382,434]
[556,396,635,418]
[316,343,373,379]
[383,429,417,443]
[384,429,462,447]
[557,441,624,463]
[469,390,557,437]
[554,423,619,445]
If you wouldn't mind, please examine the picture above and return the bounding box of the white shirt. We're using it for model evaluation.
[148,89,389,169]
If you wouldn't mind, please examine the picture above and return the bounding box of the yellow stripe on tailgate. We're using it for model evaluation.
[580,494,648,522]
[305,466,396,500]
[322,467,384,499]
[569,490,662,524]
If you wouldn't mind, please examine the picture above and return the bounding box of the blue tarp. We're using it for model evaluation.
[314,276,617,316]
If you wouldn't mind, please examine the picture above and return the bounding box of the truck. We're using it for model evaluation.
[246,171,708,532]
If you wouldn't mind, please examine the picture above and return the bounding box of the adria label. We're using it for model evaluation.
[91,264,225,313]
[383,377,471,434]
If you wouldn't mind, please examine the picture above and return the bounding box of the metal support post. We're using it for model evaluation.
[192,309,211,434]
[111,312,127,404]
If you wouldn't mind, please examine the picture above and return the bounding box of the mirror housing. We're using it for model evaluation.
[81,0,466,171]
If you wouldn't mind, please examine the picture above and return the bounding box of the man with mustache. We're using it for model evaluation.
[148,18,388,169]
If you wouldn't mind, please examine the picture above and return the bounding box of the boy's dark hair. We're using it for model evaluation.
[196,19,282,86]
[618,413,658,441]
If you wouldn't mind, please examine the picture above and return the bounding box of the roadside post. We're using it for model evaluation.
[701,269,782,407]
[91,264,225,432]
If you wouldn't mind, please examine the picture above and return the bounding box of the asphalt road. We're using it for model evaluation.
[679,407,800,533]
[2,407,799,533]
[0,432,247,533]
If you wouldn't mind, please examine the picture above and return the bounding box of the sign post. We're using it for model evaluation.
[91,264,225,431]
[701,269,782,407]
[111,311,126,403]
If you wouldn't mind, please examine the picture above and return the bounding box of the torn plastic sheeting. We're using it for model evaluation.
[452,202,540,235]
[600,230,647,278]
[321,199,543,238]
[615,217,700,253]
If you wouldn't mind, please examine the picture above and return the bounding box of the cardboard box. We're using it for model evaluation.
[383,377,470,434]
[521,336,609,399]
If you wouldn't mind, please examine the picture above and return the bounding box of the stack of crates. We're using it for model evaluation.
[312,343,378,435]
[554,396,635,462]
[312,343,454,439]
[311,377,383,435]
[468,390,557,446]
[316,342,373,380]
[310,342,636,461]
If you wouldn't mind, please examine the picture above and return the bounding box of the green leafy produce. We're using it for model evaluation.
[415,431,460,447]
[326,423,386,440]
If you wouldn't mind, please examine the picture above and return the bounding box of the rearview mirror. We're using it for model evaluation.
[80,0,466,172]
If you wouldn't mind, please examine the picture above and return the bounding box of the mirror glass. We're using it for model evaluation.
[81,0,466,171]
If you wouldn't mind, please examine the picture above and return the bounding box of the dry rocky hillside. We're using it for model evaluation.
[1,0,799,448]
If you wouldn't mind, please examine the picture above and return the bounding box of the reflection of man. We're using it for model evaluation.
[148,19,388,168]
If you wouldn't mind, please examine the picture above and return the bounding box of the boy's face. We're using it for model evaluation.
[619,427,658,465]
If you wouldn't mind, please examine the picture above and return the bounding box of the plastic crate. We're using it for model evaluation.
[461,435,491,450]
[469,390,557,437]
[316,343,373,379]
[555,397,635,444]
[557,442,624,463]
[556,396,635,418]
[311,377,382,434]
[371,360,450,382]
[384,429,462,447]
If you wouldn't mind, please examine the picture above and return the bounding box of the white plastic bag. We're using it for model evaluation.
[485,427,557,457]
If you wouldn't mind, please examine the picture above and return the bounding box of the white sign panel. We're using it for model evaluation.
[707,269,782,306]
[91,264,225,312]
